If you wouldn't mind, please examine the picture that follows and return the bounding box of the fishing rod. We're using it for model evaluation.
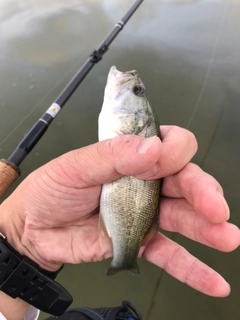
[0,0,144,199]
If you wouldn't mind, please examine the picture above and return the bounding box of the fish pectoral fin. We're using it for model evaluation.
[98,213,113,252]
[141,217,159,246]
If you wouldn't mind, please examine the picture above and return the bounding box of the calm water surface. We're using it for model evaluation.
[0,1,239,319]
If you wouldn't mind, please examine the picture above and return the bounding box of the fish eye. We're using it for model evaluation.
[132,85,144,96]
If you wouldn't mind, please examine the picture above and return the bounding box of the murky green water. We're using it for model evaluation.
[0,0,239,319]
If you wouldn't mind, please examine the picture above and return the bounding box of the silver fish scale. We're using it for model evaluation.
[100,174,160,270]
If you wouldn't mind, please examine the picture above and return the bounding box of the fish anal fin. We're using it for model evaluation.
[98,213,112,253]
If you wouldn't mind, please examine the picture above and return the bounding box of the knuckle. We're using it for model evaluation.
[180,128,198,153]
[174,126,198,155]
[187,131,198,153]
[163,246,182,273]
[183,258,199,285]
[110,135,135,174]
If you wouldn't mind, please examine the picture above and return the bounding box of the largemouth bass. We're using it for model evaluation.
[98,66,161,276]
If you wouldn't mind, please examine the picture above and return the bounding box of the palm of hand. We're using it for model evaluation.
[21,168,106,266]
[6,128,239,297]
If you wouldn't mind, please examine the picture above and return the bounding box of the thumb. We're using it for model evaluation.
[47,135,162,187]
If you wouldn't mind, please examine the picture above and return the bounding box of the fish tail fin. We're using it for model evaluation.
[107,261,140,276]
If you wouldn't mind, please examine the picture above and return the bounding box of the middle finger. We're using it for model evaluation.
[162,163,230,223]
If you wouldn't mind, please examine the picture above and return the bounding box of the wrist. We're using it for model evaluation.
[0,194,72,316]
[0,226,72,316]
[0,291,30,320]
[0,196,31,263]
[0,231,31,319]
[0,195,61,272]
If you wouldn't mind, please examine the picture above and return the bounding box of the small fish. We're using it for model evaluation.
[98,66,161,276]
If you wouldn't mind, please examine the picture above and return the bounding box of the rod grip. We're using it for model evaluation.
[0,159,20,199]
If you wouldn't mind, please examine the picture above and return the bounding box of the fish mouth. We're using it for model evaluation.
[106,66,141,94]
[107,66,139,86]
[110,65,138,76]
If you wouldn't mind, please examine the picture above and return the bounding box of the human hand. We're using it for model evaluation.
[0,126,239,298]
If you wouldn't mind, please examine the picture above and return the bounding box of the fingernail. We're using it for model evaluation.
[217,192,230,220]
[137,136,157,154]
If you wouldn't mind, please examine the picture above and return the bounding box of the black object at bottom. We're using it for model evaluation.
[45,300,142,320]
[0,234,72,315]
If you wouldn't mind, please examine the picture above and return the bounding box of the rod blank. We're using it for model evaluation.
[0,0,144,199]
[8,0,144,167]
